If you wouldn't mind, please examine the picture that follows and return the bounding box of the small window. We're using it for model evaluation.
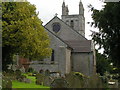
[70,20,74,28]
[51,50,54,61]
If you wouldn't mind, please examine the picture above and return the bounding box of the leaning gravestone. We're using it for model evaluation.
[65,72,86,88]
[50,78,69,88]
[43,76,53,86]
[88,74,103,88]
[39,69,44,74]
[36,73,45,85]
[20,66,25,73]
[45,69,50,76]
[65,72,81,88]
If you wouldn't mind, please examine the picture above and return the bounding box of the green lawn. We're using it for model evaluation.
[12,74,50,89]
[12,80,50,88]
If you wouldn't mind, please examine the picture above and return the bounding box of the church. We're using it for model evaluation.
[30,1,96,76]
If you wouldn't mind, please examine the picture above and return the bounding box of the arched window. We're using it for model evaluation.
[51,49,54,62]
[70,20,74,28]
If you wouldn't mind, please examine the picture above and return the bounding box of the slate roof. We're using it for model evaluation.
[44,27,73,50]
[65,40,92,52]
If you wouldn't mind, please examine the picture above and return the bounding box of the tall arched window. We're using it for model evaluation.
[70,20,74,28]
[51,49,54,62]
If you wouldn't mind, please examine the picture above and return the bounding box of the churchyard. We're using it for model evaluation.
[1,1,120,89]
[2,67,119,89]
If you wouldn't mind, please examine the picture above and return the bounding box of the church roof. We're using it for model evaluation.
[65,40,92,52]
[44,16,92,52]
[45,16,87,40]
[44,27,73,50]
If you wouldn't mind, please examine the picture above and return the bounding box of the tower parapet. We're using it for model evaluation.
[62,1,69,15]
[79,0,84,15]
[61,1,85,36]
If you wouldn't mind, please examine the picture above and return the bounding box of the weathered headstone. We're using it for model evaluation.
[45,69,50,76]
[23,78,31,83]
[65,72,87,88]
[20,66,25,73]
[50,78,69,88]
[88,74,103,88]
[43,76,53,86]
[36,73,45,85]
[39,69,44,74]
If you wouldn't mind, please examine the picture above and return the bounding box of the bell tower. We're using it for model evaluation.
[62,1,69,16]
[78,0,85,36]
[61,0,85,36]
[79,0,84,15]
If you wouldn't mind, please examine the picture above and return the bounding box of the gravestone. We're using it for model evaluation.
[88,74,103,88]
[43,76,53,86]
[45,69,50,76]
[23,78,31,83]
[65,72,87,88]
[20,66,25,73]
[36,73,45,85]
[50,78,69,88]
[39,69,44,74]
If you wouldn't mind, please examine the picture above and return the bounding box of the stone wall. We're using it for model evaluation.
[30,64,59,72]
[71,52,94,76]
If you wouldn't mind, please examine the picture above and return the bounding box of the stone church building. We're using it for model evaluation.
[30,1,96,76]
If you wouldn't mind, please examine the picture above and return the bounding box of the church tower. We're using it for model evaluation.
[61,0,85,36]
[62,1,69,15]
[79,0,84,15]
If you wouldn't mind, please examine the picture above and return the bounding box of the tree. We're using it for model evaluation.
[89,2,120,69]
[96,50,112,76]
[2,2,52,71]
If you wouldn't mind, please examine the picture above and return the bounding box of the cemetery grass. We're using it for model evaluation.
[12,74,50,89]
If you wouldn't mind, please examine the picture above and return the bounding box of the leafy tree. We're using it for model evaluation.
[96,50,112,76]
[2,2,52,71]
[89,2,120,69]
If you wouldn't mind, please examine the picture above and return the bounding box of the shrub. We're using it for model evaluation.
[16,75,27,82]
[15,69,21,76]
[2,76,12,89]
[27,73,33,76]
[7,69,14,75]
[32,71,38,76]
[2,71,16,80]
[28,67,34,73]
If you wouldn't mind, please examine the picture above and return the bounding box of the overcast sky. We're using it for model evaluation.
[27,0,105,40]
